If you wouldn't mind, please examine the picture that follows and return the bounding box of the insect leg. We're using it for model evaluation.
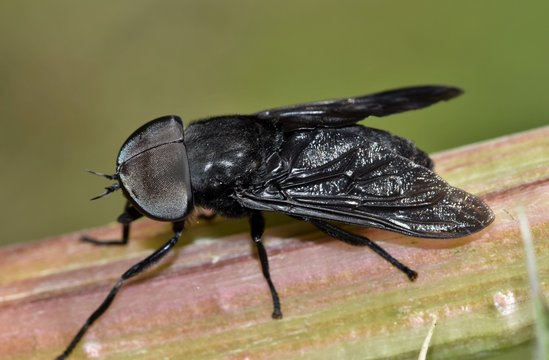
[81,201,143,245]
[249,211,283,319]
[56,221,184,360]
[310,219,418,281]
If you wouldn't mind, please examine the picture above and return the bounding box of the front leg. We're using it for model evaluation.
[56,221,184,359]
[249,211,282,319]
[81,201,143,246]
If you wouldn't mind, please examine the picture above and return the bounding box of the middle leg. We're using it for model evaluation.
[249,211,282,319]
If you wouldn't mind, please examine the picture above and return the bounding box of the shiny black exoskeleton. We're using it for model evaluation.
[185,116,281,217]
[57,86,494,359]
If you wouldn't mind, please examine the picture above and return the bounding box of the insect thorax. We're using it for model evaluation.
[184,116,280,217]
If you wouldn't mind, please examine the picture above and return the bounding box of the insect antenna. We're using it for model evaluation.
[90,183,120,200]
[87,169,120,200]
[86,169,118,180]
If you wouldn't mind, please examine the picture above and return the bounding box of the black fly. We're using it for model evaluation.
[56,85,494,359]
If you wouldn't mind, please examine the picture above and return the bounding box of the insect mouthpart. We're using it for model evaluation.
[86,170,120,200]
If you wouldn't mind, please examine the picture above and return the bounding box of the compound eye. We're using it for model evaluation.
[117,115,185,164]
[117,116,192,221]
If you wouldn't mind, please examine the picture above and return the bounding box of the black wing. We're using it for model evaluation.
[236,127,493,238]
[255,85,463,131]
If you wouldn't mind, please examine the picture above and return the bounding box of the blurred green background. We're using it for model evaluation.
[0,1,548,246]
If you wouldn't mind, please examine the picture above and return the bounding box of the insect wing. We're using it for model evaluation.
[236,128,493,238]
[255,86,463,131]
